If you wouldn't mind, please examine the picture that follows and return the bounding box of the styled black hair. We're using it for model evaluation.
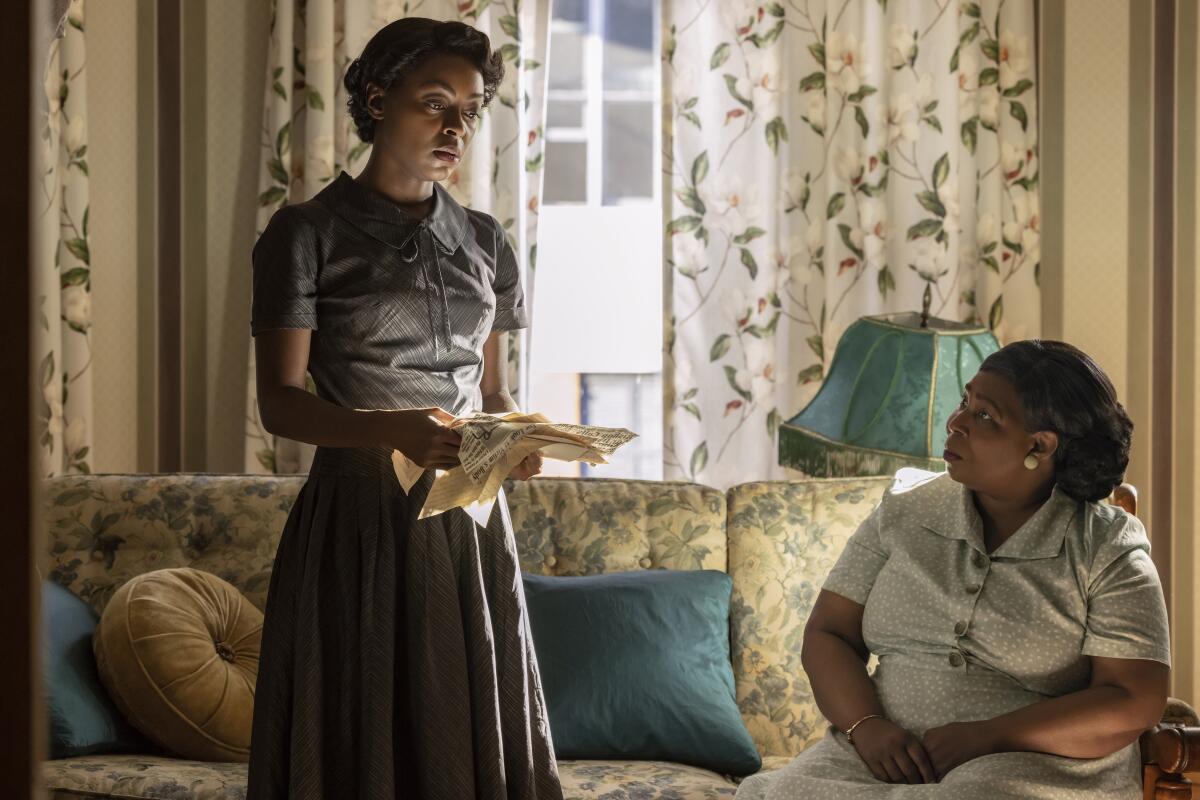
[343,17,505,144]
[978,340,1133,503]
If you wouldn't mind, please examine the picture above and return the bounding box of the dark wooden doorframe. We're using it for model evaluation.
[0,0,39,795]
[157,0,182,472]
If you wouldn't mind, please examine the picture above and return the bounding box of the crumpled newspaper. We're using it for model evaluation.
[392,411,637,522]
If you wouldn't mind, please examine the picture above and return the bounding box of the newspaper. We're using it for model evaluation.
[391,411,637,520]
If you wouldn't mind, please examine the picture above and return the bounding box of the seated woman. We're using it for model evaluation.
[736,340,1170,799]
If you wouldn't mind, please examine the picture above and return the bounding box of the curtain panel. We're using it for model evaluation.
[34,0,93,478]
[662,0,1040,488]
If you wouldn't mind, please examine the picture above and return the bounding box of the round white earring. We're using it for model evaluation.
[1024,454,1039,470]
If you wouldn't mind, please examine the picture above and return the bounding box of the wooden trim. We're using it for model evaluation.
[136,0,157,471]
[1171,0,1198,707]
[0,0,36,795]
[1037,0,1064,340]
[1126,0,1154,537]
[1151,0,1176,615]
[181,0,207,470]
[156,0,181,472]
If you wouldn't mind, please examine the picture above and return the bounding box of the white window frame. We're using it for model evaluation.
[545,0,661,207]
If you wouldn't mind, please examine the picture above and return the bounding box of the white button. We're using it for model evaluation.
[543,554,557,568]
[639,557,653,569]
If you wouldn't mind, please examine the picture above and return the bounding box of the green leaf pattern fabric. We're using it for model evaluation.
[34,0,93,478]
[662,0,1039,487]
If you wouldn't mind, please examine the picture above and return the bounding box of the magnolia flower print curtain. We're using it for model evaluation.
[662,0,1040,487]
[34,0,94,478]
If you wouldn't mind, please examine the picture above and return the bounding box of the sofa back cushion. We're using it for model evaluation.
[726,477,891,758]
[505,477,727,575]
[41,474,305,616]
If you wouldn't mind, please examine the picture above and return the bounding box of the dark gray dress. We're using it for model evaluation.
[245,171,563,800]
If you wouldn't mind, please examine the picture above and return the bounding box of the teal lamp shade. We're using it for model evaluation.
[779,312,1001,476]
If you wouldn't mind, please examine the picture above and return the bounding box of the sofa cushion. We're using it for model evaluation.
[559,759,738,798]
[506,476,727,575]
[524,569,761,776]
[41,474,306,616]
[93,568,262,762]
[41,581,155,759]
[43,755,247,800]
[43,756,741,799]
[726,478,891,758]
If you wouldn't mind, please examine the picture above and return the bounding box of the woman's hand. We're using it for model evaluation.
[921,720,996,779]
[506,451,543,481]
[382,407,463,470]
[850,718,936,784]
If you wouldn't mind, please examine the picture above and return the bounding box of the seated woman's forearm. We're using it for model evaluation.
[801,629,885,731]
[985,684,1162,759]
[259,385,391,449]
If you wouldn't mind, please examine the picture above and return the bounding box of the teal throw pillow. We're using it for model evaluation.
[41,581,155,758]
[522,569,762,776]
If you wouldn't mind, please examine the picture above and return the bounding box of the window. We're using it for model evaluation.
[531,0,662,479]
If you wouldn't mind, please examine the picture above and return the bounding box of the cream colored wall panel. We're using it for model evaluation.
[86,0,140,473]
[204,0,271,472]
[1060,0,1131,398]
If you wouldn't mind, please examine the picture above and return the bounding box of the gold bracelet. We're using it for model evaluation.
[843,713,883,742]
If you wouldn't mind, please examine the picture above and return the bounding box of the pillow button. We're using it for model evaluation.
[639,557,653,569]
[543,554,557,569]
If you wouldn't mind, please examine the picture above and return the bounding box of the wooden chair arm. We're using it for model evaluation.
[1142,725,1200,773]
[1140,701,1200,799]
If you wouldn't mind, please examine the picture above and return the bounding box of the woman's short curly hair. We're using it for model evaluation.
[978,340,1133,503]
[343,18,504,144]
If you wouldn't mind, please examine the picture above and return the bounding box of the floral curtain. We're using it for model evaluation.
[244,0,551,474]
[34,0,93,478]
[663,0,1040,488]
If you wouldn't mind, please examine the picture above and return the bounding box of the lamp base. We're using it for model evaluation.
[779,424,947,478]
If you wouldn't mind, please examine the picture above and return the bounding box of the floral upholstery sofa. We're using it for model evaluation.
[36,471,895,799]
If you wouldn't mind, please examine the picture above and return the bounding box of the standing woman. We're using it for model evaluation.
[245,18,562,800]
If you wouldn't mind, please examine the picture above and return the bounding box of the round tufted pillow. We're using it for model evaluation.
[93,567,263,762]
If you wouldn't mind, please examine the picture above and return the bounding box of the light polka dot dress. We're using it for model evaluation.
[736,469,1171,800]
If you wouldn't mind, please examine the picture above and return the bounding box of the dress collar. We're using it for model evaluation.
[316,170,469,253]
[922,478,1079,559]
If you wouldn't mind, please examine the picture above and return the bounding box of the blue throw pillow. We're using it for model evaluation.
[41,581,155,758]
[522,569,762,776]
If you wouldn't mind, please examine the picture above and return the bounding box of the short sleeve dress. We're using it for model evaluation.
[734,469,1171,800]
[245,171,564,800]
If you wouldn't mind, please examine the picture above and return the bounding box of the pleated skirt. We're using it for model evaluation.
[245,445,564,800]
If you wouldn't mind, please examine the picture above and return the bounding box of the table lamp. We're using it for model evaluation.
[778,310,1001,477]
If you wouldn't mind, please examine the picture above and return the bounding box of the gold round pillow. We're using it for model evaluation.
[93,567,263,761]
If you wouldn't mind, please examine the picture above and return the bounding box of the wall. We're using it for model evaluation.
[86,0,140,472]
[85,0,270,473]
[200,0,271,472]
[1043,0,1200,703]
[1041,0,1152,510]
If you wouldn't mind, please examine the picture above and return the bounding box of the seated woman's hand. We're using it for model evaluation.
[506,451,543,481]
[850,717,936,784]
[921,720,995,779]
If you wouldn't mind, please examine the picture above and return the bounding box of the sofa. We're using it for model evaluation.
[36,472,1199,799]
